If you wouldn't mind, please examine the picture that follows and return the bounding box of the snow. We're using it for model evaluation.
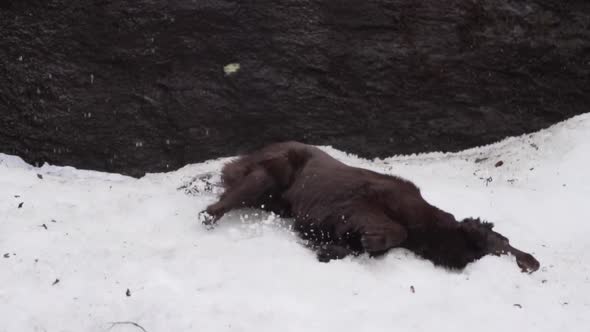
[1,114,590,332]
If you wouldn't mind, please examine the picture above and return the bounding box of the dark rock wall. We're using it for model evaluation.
[1,0,589,177]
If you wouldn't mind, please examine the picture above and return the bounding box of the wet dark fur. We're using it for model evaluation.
[204,141,536,270]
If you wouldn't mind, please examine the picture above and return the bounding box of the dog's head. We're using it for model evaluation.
[461,217,540,273]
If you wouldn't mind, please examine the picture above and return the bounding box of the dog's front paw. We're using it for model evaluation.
[198,210,216,229]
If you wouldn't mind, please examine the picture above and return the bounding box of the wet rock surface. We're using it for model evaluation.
[1,0,589,177]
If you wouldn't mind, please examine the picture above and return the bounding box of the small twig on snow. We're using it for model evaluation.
[108,321,148,332]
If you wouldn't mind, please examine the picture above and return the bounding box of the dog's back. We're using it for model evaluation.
[220,141,340,190]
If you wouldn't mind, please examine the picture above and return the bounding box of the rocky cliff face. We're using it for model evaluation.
[1,0,589,177]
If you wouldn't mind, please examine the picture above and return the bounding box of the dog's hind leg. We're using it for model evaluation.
[347,210,408,255]
[316,244,354,262]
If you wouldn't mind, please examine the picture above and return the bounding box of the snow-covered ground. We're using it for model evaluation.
[1,114,589,332]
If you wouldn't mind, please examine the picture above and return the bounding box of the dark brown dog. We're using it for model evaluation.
[200,141,539,272]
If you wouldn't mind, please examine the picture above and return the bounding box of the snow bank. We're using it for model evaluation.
[1,114,589,332]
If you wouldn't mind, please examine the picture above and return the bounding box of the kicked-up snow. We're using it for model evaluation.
[1,114,590,332]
